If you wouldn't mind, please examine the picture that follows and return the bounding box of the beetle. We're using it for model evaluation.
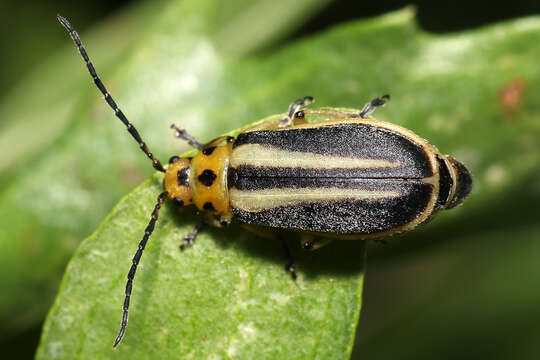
[58,15,472,347]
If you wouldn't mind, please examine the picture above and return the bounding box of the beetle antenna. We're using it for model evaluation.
[114,191,168,347]
[57,15,165,173]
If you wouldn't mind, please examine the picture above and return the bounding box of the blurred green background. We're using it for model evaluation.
[1,0,539,358]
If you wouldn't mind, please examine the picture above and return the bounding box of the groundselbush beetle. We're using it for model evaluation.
[58,15,472,347]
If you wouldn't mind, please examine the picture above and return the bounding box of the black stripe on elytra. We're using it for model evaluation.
[231,164,424,184]
[228,167,239,189]
[233,123,433,177]
[436,156,452,209]
[232,175,427,193]
[198,169,217,186]
[231,181,432,234]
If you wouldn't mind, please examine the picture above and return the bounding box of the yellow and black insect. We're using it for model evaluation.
[58,15,472,347]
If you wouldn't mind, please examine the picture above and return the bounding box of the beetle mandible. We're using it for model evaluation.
[58,15,472,347]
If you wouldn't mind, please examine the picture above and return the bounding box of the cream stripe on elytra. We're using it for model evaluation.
[231,144,402,170]
[230,187,401,212]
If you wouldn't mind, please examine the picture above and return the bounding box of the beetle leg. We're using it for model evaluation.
[180,220,205,250]
[170,123,203,149]
[358,94,390,118]
[242,97,314,132]
[202,211,232,228]
[299,234,333,250]
[279,96,314,127]
[240,225,299,279]
[202,136,235,149]
[218,213,232,227]
[281,237,297,280]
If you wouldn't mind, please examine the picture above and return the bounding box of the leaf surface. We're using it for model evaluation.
[37,175,365,359]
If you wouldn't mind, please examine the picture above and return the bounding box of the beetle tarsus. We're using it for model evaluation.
[180,221,205,250]
[285,261,297,280]
[280,96,315,127]
[359,94,390,118]
[281,238,298,280]
[171,123,203,149]
[180,238,194,250]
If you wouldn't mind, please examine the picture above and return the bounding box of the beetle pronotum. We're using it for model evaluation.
[58,15,472,347]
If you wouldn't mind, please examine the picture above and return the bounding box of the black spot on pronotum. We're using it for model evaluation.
[169,155,180,164]
[173,198,184,206]
[198,169,217,186]
[177,168,189,186]
[203,202,215,212]
[202,146,216,156]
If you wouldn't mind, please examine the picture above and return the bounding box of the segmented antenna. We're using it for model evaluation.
[57,15,165,173]
[114,191,168,347]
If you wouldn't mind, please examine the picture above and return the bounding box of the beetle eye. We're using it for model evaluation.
[294,110,305,119]
[169,155,180,164]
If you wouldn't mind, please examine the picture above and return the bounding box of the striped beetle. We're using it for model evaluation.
[58,15,472,347]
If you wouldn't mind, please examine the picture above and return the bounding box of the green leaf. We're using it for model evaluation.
[37,176,365,359]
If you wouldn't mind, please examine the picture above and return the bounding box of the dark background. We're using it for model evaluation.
[1,0,538,358]
[2,0,539,99]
